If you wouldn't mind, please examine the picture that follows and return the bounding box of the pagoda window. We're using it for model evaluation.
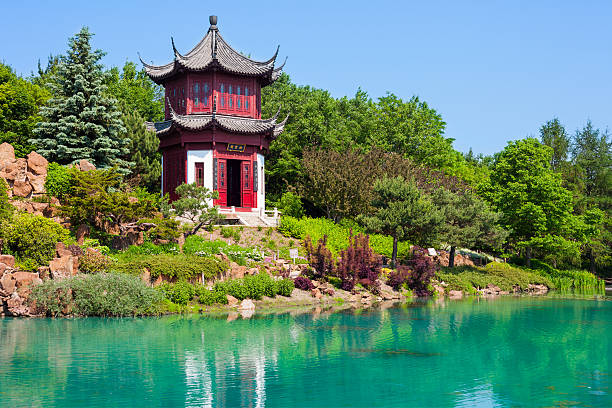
[228,84,233,108]
[220,83,225,107]
[236,86,241,109]
[193,82,200,107]
[245,87,249,109]
[204,83,209,106]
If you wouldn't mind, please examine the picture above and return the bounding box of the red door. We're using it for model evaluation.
[216,159,227,206]
[241,161,253,208]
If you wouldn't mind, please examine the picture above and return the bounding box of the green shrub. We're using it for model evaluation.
[0,178,13,221]
[279,191,304,218]
[157,281,196,305]
[31,273,162,317]
[214,273,280,300]
[195,286,229,305]
[275,278,295,296]
[112,254,226,281]
[3,213,70,267]
[140,216,182,241]
[183,236,263,264]
[279,216,411,259]
[78,248,112,273]
[124,241,179,255]
[527,260,604,294]
[45,162,74,199]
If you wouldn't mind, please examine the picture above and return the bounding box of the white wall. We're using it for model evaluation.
[186,150,214,202]
[257,153,265,210]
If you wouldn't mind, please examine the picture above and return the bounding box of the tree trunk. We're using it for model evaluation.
[449,246,456,268]
[525,246,532,268]
[391,236,398,268]
[589,249,596,274]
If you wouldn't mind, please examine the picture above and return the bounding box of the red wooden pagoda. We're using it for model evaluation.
[141,15,287,212]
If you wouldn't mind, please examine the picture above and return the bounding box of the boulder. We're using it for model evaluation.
[323,287,335,296]
[310,288,322,299]
[0,143,15,164]
[448,290,463,299]
[12,179,32,198]
[226,295,239,306]
[0,255,15,268]
[229,264,248,279]
[29,174,46,194]
[49,256,75,280]
[0,273,16,295]
[239,298,255,310]
[56,242,73,258]
[26,151,48,175]
[77,159,96,171]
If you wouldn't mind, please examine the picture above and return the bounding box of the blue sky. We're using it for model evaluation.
[1,0,610,155]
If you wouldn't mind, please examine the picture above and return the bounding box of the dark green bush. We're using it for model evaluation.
[31,273,162,317]
[45,162,73,199]
[157,281,196,305]
[195,286,229,305]
[3,213,70,267]
[213,273,292,301]
[279,191,304,218]
[0,178,13,221]
[275,278,295,296]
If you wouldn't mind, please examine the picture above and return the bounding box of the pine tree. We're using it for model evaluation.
[123,111,161,192]
[31,27,130,171]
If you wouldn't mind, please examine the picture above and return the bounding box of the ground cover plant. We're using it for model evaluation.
[182,235,263,265]
[111,253,226,281]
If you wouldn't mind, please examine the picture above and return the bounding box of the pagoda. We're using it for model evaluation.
[141,15,287,212]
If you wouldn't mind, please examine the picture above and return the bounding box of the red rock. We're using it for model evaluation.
[56,242,72,258]
[29,175,46,194]
[0,142,15,163]
[49,256,75,280]
[0,255,15,268]
[226,295,239,306]
[448,290,463,299]
[311,288,322,299]
[26,151,48,175]
[12,179,32,197]
[0,273,16,294]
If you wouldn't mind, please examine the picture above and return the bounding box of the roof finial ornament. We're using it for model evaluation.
[209,15,218,30]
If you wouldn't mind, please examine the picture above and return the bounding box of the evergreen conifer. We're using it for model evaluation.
[32,27,130,172]
[123,111,161,192]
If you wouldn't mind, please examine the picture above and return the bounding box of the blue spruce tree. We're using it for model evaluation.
[32,27,131,172]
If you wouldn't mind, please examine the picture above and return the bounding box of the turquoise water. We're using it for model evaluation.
[1,297,610,407]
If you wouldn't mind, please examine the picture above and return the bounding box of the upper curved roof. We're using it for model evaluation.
[140,17,285,86]
[146,101,288,139]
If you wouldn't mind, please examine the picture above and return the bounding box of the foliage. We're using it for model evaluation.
[213,273,294,300]
[336,233,382,292]
[31,273,162,316]
[182,236,263,264]
[387,266,411,291]
[194,286,229,305]
[0,63,49,157]
[0,178,13,221]
[139,216,181,242]
[403,247,438,296]
[61,167,157,228]
[572,121,611,207]
[304,235,335,280]
[481,138,574,266]
[278,191,304,218]
[3,213,69,267]
[432,188,507,266]
[301,148,468,222]
[122,111,161,192]
[44,162,74,199]
[220,226,241,242]
[123,241,179,255]
[540,118,570,172]
[78,248,112,273]
[359,176,443,266]
[528,260,604,294]
[293,276,315,290]
[31,27,130,172]
[157,281,196,305]
[104,61,163,121]
[112,254,226,281]
[161,183,221,236]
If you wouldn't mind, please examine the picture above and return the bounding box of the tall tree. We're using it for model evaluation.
[122,111,161,192]
[358,176,443,267]
[32,27,130,171]
[105,61,164,121]
[540,118,570,171]
[482,138,573,267]
[0,63,49,157]
[572,121,612,210]
[432,188,506,267]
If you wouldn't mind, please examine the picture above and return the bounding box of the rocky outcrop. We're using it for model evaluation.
[0,143,48,198]
[0,256,43,317]
[49,243,79,280]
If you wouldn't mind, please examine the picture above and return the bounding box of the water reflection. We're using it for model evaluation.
[0,298,610,407]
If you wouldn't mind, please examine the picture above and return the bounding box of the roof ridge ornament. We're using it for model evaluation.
[171,37,183,59]
[209,15,218,31]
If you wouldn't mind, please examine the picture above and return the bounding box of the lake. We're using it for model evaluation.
[1,297,610,407]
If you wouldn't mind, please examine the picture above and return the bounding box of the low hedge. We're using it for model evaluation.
[112,254,227,281]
